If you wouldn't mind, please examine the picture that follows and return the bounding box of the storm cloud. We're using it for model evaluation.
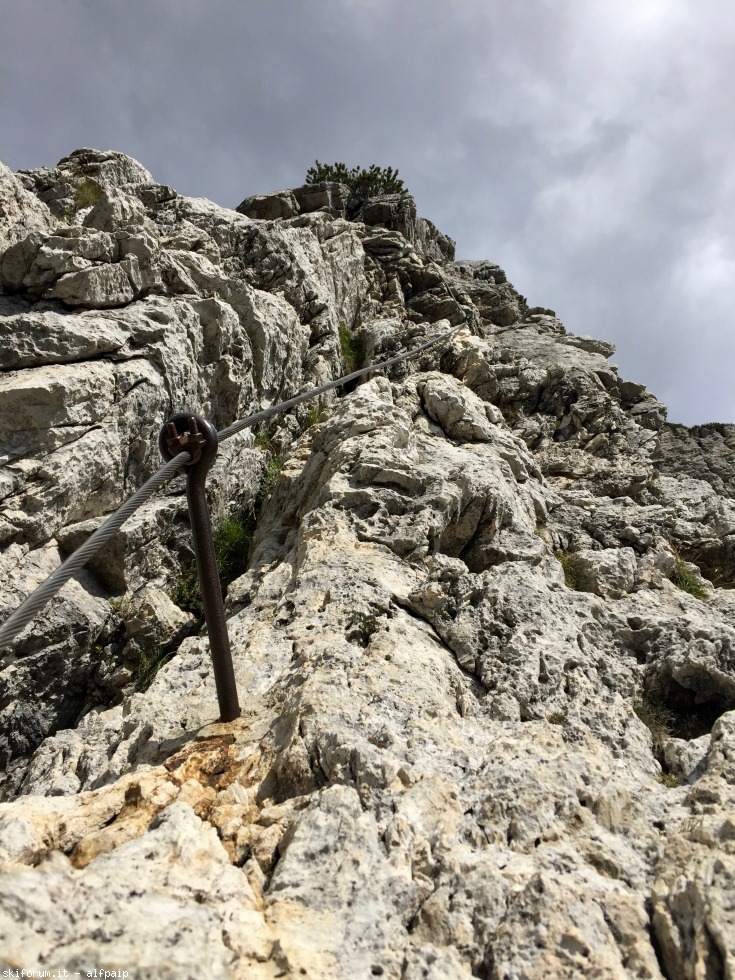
[2,0,733,423]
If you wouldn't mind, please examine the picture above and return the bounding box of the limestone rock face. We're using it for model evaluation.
[0,162,55,255]
[1,149,734,977]
[237,181,456,263]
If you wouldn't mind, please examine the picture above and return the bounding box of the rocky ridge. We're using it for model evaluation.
[0,149,734,978]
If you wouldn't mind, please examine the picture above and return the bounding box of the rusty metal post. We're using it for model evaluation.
[159,414,240,722]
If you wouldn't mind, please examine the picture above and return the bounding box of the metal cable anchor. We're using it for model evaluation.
[159,414,240,722]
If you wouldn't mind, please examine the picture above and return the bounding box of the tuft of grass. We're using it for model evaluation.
[108,594,131,616]
[170,510,257,619]
[134,645,173,691]
[302,399,323,431]
[555,550,579,590]
[534,522,550,546]
[339,323,364,374]
[633,693,675,755]
[253,428,286,495]
[634,688,723,760]
[170,564,204,622]
[547,711,567,725]
[657,772,682,789]
[672,558,709,602]
[213,515,255,582]
[261,455,284,497]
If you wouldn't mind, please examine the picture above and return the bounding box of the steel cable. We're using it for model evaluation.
[0,301,465,649]
[0,451,192,649]
[218,321,461,442]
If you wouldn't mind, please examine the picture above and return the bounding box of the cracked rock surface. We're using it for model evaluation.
[1,149,734,978]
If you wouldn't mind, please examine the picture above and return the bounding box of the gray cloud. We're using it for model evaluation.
[2,0,733,423]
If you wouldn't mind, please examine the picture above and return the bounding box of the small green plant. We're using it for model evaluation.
[170,564,204,621]
[108,594,131,616]
[74,177,103,210]
[672,558,709,602]
[134,645,173,691]
[657,772,681,788]
[62,177,103,222]
[253,425,288,497]
[339,323,364,374]
[261,456,284,497]
[633,693,675,755]
[634,687,722,755]
[351,612,379,647]
[254,429,274,452]
[547,711,567,725]
[305,160,406,196]
[170,510,256,618]
[302,399,323,431]
[213,514,255,582]
[555,550,579,590]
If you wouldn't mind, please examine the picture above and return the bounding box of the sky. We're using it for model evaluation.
[1,0,734,425]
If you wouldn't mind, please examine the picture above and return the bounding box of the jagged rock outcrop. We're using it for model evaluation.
[1,149,734,978]
[237,181,456,264]
[0,162,55,255]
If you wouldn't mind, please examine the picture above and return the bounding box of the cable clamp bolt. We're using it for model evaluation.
[163,416,207,466]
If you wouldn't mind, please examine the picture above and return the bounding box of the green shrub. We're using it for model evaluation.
[339,323,364,374]
[351,612,379,647]
[555,550,579,590]
[547,711,567,725]
[62,177,103,222]
[657,772,681,788]
[74,177,103,210]
[305,160,406,196]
